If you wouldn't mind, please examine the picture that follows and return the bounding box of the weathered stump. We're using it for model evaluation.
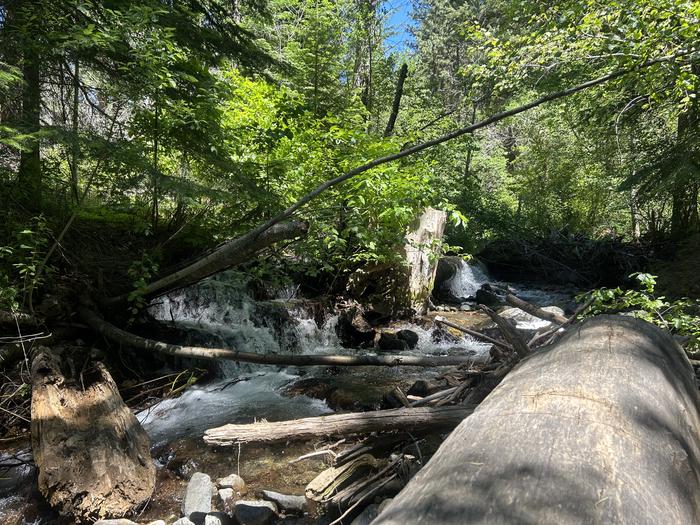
[31,348,155,522]
[404,207,446,315]
[374,316,700,524]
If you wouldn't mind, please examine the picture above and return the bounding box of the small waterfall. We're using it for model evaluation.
[444,259,490,300]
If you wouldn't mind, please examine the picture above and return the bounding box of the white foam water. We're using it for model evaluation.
[444,259,490,300]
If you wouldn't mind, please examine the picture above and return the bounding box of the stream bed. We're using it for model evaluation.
[0,262,575,524]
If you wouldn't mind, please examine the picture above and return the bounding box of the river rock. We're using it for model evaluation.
[234,500,278,525]
[205,512,234,525]
[336,306,376,348]
[219,488,235,503]
[261,489,307,514]
[182,472,212,523]
[173,519,195,525]
[217,473,247,494]
[396,329,419,349]
[377,332,408,351]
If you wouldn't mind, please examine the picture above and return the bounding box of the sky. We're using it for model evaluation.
[384,0,415,54]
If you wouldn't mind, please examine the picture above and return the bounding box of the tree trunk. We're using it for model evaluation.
[384,63,408,137]
[103,220,309,305]
[31,348,155,522]
[203,406,473,446]
[405,208,446,315]
[18,45,41,207]
[374,316,700,524]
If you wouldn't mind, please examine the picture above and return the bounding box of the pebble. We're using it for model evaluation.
[234,500,278,525]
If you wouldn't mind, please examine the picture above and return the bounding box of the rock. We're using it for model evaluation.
[182,472,212,523]
[475,283,507,308]
[459,303,474,311]
[336,306,376,348]
[234,500,278,525]
[94,520,138,525]
[175,458,201,480]
[376,332,408,352]
[499,306,565,330]
[205,512,234,525]
[431,326,461,345]
[173,519,195,525]
[219,488,235,502]
[217,473,247,494]
[350,503,380,525]
[148,521,167,525]
[396,329,419,349]
[261,490,307,514]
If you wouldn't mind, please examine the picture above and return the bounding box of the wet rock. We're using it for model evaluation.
[459,303,474,311]
[396,329,419,349]
[261,490,307,514]
[336,306,376,348]
[431,326,461,345]
[376,332,408,352]
[174,519,195,525]
[475,283,507,308]
[182,472,212,523]
[234,500,278,525]
[217,473,247,495]
[350,503,380,525]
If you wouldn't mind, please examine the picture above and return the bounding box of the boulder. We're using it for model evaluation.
[396,329,419,349]
[377,332,408,352]
[173,519,195,525]
[234,500,278,525]
[336,307,376,348]
[204,513,234,525]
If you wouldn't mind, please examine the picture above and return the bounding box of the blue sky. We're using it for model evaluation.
[384,0,414,53]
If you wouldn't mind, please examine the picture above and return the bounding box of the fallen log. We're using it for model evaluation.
[31,347,155,522]
[203,406,473,446]
[480,305,529,358]
[434,315,510,351]
[374,315,700,524]
[79,306,488,367]
[505,293,568,324]
[103,220,308,305]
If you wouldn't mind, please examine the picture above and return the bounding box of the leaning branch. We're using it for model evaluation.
[78,307,488,367]
[505,294,568,324]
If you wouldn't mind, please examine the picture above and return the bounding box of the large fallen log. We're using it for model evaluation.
[374,315,700,524]
[31,347,155,522]
[79,306,488,367]
[203,406,473,446]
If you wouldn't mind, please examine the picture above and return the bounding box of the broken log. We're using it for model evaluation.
[374,316,700,524]
[79,306,488,367]
[104,220,308,305]
[504,293,568,324]
[480,305,529,358]
[31,347,155,522]
[203,406,473,446]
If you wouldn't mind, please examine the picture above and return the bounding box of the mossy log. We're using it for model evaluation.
[31,348,155,522]
[375,316,700,524]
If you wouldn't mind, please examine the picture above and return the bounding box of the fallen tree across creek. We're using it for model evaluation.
[78,306,490,367]
[374,315,700,525]
[203,406,473,446]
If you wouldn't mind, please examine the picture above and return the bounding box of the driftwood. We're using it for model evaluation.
[31,347,155,522]
[505,293,568,324]
[79,306,488,367]
[104,220,308,305]
[374,316,700,524]
[203,406,473,446]
[479,305,529,358]
[433,315,511,351]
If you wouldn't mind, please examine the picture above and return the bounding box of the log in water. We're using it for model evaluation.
[374,315,700,524]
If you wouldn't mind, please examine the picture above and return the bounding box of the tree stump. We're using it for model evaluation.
[31,348,155,522]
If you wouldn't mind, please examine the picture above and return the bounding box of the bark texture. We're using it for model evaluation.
[203,406,473,446]
[30,348,155,522]
[405,208,446,315]
[375,316,700,525]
